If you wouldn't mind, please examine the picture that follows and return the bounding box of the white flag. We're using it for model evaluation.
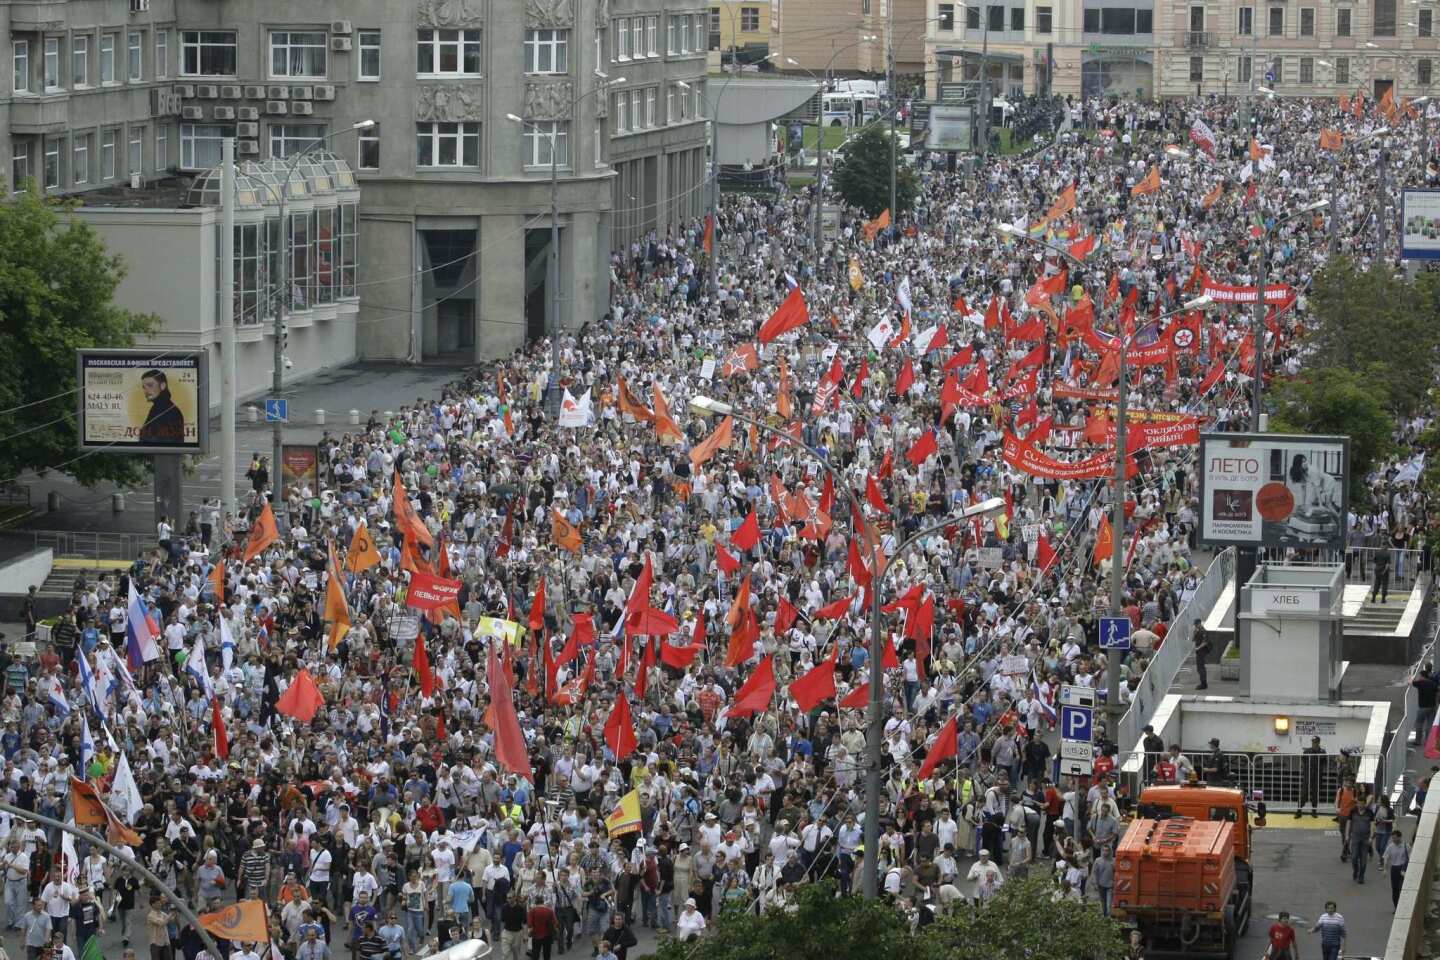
[912,324,940,355]
[60,828,79,883]
[557,388,593,428]
[867,317,896,352]
[219,615,238,672]
[109,752,144,824]
[896,276,913,315]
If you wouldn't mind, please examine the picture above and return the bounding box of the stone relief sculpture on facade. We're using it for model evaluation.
[524,79,576,119]
[525,0,576,27]
[416,85,484,122]
[417,0,485,28]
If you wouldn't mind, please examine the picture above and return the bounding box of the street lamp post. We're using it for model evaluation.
[689,394,1003,899]
[265,120,375,514]
[506,77,621,416]
[805,37,879,254]
[1250,198,1329,430]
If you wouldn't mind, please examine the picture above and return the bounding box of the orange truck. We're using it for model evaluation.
[1111,784,1260,958]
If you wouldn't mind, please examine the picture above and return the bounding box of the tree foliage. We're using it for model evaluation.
[1269,367,1395,505]
[1305,256,1440,416]
[654,879,1128,960]
[0,187,159,488]
[831,125,919,219]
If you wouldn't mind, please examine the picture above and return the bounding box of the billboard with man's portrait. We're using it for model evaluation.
[76,349,208,454]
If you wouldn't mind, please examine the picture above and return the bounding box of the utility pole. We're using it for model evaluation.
[887,0,896,219]
[1108,341,1128,738]
[219,139,236,521]
[979,9,991,163]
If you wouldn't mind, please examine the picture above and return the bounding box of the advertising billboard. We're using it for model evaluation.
[281,444,320,499]
[76,350,208,454]
[1402,189,1440,261]
[1198,433,1349,549]
[926,105,974,152]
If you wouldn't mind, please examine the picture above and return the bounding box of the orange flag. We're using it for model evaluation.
[1249,137,1263,162]
[1131,166,1160,196]
[861,208,891,241]
[346,522,381,573]
[688,415,734,467]
[200,899,271,943]
[551,508,582,553]
[1319,128,1344,151]
[324,542,351,650]
[617,376,654,422]
[777,356,793,419]
[1379,86,1397,120]
[1042,183,1076,223]
[1353,92,1365,118]
[243,502,280,562]
[726,574,751,629]
[209,560,224,604]
[1094,515,1114,569]
[652,384,684,444]
[703,213,715,256]
[1339,94,1351,113]
[1202,182,1224,209]
[392,473,434,548]
[71,779,143,846]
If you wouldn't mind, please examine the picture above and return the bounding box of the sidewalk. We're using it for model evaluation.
[8,362,469,540]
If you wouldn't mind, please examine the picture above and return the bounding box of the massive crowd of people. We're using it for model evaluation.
[2,90,1434,960]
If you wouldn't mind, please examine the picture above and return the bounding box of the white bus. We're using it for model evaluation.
[821,91,882,128]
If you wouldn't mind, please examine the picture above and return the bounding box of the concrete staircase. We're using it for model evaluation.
[1346,597,1409,636]
[32,559,130,607]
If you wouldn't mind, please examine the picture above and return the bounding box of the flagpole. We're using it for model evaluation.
[0,799,224,960]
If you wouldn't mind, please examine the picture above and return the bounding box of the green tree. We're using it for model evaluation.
[0,186,158,488]
[927,878,1130,960]
[1269,368,1395,506]
[831,125,919,219]
[1305,256,1440,416]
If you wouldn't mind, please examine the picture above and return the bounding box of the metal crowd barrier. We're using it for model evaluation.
[1119,750,1383,812]
[1385,772,1440,960]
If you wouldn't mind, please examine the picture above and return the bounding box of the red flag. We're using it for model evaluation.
[1069,233,1097,261]
[916,715,959,780]
[626,607,680,637]
[894,359,916,396]
[703,214,715,256]
[487,645,534,781]
[495,500,516,558]
[1199,358,1227,394]
[813,593,855,620]
[635,638,656,699]
[275,669,324,723]
[729,656,777,717]
[757,288,811,343]
[789,659,837,712]
[528,577,547,631]
[963,357,990,395]
[774,598,799,634]
[984,297,1001,330]
[605,695,638,759]
[716,545,740,574]
[559,613,594,666]
[906,430,938,465]
[414,633,435,698]
[1094,515,1114,569]
[1036,533,1058,573]
[924,324,950,354]
[623,555,654,623]
[865,474,888,513]
[732,509,761,551]
[905,592,935,642]
[839,682,870,709]
[661,614,706,668]
[851,357,870,398]
[848,538,873,589]
[211,698,229,761]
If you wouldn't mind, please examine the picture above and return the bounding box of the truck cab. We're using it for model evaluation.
[1136,783,1260,864]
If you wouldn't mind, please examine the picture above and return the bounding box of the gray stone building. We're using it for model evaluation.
[3,0,710,370]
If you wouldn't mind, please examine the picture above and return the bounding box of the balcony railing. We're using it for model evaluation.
[1185,31,1211,48]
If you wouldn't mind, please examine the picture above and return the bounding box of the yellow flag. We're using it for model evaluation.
[848,256,864,291]
[605,789,642,836]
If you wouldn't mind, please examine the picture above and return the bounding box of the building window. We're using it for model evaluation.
[666,83,675,122]
[1036,6,1053,33]
[100,34,115,83]
[13,40,29,94]
[1337,8,1351,36]
[339,202,356,298]
[1297,8,1314,36]
[524,29,568,74]
[43,37,59,90]
[646,86,657,126]
[288,211,310,309]
[1190,5,1205,31]
[632,18,644,58]
[861,0,871,12]
[233,222,261,322]
[1300,56,1314,83]
[1422,9,1434,38]
[416,121,479,167]
[101,128,116,179]
[72,35,89,87]
[72,134,89,184]
[12,140,30,191]
[269,122,326,159]
[1375,0,1397,37]
[667,16,677,54]
[647,16,658,54]
[1011,7,1025,31]
[314,206,335,304]
[1268,7,1283,35]
[1237,6,1253,35]
[966,6,980,29]
[129,127,143,173]
[128,31,143,80]
[1189,56,1203,82]
[1421,58,1434,85]
[156,123,169,169]
[1335,56,1349,83]
[709,6,720,40]
[270,31,327,79]
[43,138,59,188]
[358,123,379,169]
[1083,8,1149,33]
[155,30,168,78]
[615,90,627,133]
[1237,55,1252,83]
[615,17,630,59]
[180,123,230,169]
[1270,55,1283,81]
[416,28,481,76]
[741,6,760,30]
[358,30,381,80]
[523,120,568,167]
[988,5,1005,31]
[938,3,956,30]
[181,31,237,77]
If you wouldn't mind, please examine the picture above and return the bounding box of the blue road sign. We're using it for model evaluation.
[1265,70,1275,84]
[1060,704,1093,743]
[265,399,288,423]
[1099,615,1132,651]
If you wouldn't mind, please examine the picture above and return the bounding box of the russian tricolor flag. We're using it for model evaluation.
[1031,670,1057,728]
[125,581,162,670]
